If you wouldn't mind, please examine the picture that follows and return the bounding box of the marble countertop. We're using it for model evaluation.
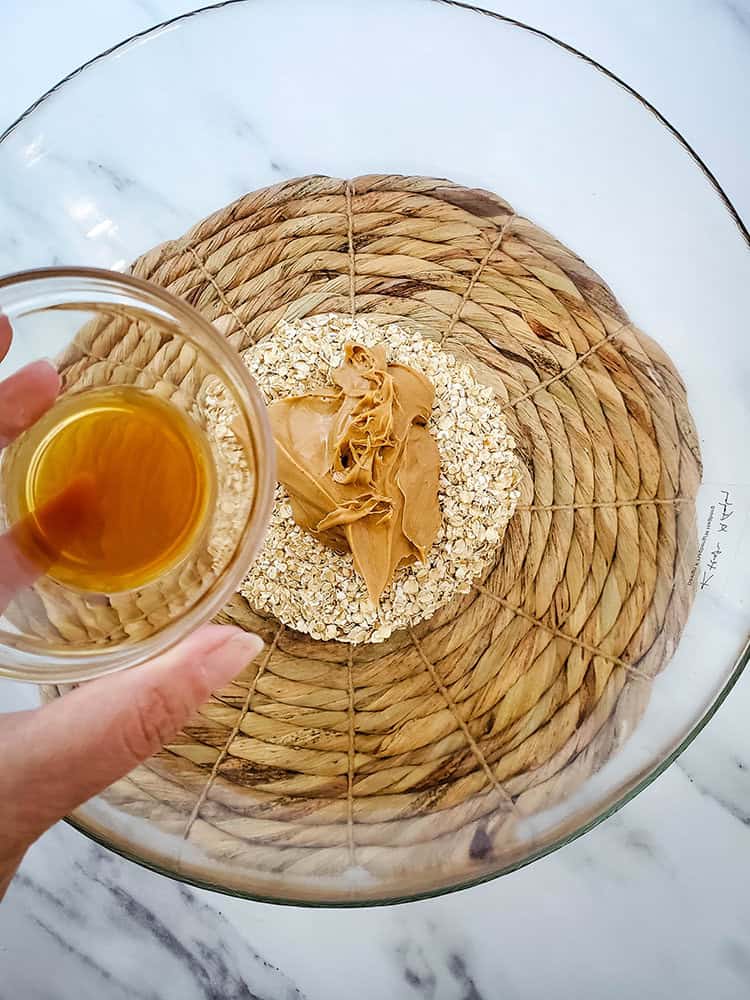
[1,2,749,998]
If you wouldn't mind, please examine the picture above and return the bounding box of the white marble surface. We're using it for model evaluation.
[1,1,749,998]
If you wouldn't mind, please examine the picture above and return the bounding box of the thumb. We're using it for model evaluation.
[2,624,263,846]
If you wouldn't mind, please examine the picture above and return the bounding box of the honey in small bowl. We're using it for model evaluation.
[6,386,214,593]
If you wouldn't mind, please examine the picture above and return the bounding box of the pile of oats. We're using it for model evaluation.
[234,314,520,643]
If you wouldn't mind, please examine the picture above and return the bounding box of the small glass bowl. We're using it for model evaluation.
[0,267,275,683]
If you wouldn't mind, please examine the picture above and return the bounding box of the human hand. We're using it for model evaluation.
[0,316,262,899]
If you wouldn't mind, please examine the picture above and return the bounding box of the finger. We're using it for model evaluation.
[0,476,97,613]
[2,625,264,843]
[0,315,11,362]
[0,359,61,448]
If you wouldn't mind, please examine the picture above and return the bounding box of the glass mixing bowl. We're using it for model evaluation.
[0,0,747,904]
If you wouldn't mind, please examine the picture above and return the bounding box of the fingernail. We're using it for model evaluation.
[201,631,264,688]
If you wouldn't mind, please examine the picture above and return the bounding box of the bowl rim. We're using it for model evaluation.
[0,265,276,683]
[1,0,748,906]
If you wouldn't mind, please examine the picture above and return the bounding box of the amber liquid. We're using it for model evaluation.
[8,386,213,592]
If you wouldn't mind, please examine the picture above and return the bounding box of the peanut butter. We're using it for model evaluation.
[268,342,441,604]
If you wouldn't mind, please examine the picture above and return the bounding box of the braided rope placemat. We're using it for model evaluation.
[60,175,701,897]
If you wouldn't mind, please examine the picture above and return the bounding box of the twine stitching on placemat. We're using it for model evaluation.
[345,180,357,321]
[186,245,258,347]
[344,182,359,865]
[346,645,356,866]
[409,626,518,812]
[518,497,692,513]
[473,585,651,681]
[182,624,284,839]
[502,319,632,412]
[440,214,516,346]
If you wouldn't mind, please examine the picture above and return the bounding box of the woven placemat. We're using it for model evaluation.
[58,175,701,894]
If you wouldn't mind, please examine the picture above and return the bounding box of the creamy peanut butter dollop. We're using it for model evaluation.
[268,342,441,604]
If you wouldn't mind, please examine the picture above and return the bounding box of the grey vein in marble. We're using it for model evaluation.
[1,833,306,1000]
